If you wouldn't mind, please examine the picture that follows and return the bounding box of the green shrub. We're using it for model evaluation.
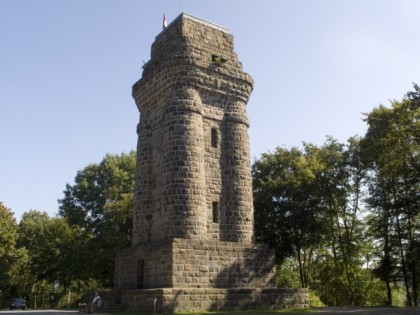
[309,290,325,307]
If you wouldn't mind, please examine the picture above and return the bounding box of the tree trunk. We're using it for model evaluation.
[383,232,393,306]
[395,211,412,306]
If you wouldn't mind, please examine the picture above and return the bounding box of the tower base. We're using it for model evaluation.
[110,287,309,312]
[114,239,309,311]
[115,238,278,290]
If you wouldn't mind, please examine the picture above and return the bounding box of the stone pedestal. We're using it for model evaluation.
[115,239,276,290]
[115,239,309,312]
[116,288,309,312]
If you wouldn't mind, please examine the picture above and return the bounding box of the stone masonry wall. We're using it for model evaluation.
[115,241,173,290]
[116,288,309,312]
[171,238,276,289]
[115,238,276,290]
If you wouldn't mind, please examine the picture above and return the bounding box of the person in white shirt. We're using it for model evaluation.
[87,292,102,313]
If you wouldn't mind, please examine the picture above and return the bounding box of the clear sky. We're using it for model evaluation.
[1,0,420,221]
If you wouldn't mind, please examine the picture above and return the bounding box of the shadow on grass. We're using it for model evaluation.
[109,309,311,315]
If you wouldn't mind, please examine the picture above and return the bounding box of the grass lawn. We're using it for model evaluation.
[110,309,311,315]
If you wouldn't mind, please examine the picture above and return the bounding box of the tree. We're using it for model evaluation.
[362,84,420,306]
[0,202,19,296]
[314,137,368,306]
[16,210,93,307]
[253,138,372,305]
[58,151,135,286]
[252,144,329,288]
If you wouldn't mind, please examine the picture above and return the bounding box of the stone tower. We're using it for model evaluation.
[114,13,308,312]
[132,13,254,245]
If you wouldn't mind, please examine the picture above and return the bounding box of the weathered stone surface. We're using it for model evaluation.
[113,288,309,312]
[113,13,309,311]
[115,239,276,290]
[130,13,254,245]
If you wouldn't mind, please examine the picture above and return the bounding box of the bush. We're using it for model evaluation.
[309,290,325,307]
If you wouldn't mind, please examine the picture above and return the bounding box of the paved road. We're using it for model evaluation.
[308,307,419,315]
[0,311,78,315]
[0,308,419,315]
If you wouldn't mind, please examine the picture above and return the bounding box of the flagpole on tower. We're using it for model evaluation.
[163,13,167,30]
[179,0,181,13]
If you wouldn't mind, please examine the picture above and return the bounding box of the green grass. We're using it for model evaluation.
[176,310,312,315]
[109,308,312,315]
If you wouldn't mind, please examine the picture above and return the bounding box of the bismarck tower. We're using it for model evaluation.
[114,13,308,312]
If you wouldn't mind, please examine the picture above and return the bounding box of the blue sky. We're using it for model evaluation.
[1,0,420,221]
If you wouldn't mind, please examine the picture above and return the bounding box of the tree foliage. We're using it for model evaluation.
[0,203,19,294]
[18,211,87,287]
[58,151,135,287]
[251,84,419,306]
[362,84,420,306]
[253,144,328,288]
[252,138,370,305]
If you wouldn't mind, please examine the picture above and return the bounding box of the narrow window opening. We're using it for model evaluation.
[212,201,219,223]
[211,128,218,148]
[137,259,145,289]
